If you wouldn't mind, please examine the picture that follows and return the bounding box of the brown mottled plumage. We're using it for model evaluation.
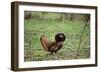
[40,33,66,54]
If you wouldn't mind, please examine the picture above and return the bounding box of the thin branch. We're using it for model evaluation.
[75,18,89,59]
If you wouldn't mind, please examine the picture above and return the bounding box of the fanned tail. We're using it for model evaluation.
[40,35,50,52]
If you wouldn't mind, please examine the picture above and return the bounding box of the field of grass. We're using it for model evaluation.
[24,18,90,61]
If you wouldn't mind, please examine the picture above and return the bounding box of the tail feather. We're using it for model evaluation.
[40,35,50,52]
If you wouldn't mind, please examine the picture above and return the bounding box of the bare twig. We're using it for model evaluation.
[75,17,89,59]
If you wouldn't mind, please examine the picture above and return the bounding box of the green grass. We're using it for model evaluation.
[24,19,90,61]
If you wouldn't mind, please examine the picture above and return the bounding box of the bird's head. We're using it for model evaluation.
[55,33,66,42]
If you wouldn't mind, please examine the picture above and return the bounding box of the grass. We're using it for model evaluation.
[24,18,90,61]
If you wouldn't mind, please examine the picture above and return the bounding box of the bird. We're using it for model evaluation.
[40,33,66,54]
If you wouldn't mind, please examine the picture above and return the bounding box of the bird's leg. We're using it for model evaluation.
[51,51,54,55]
[54,50,57,54]
[48,48,53,54]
